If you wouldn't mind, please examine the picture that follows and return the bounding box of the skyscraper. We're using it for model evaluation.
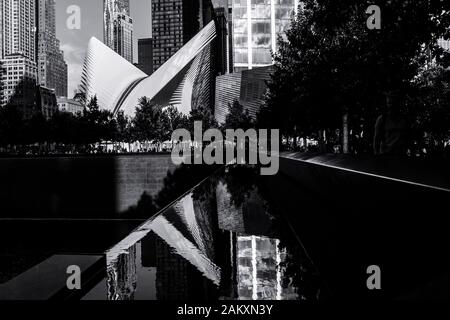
[0,0,37,61]
[113,13,134,63]
[36,0,68,97]
[104,0,134,63]
[0,0,38,113]
[151,0,214,72]
[137,38,153,75]
[232,0,299,71]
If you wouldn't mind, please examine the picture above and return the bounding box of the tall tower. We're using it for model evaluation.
[36,0,68,97]
[151,0,214,73]
[231,0,299,71]
[104,0,133,63]
[0,0,38,114]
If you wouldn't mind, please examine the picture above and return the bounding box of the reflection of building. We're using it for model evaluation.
[37,0,68,97]
[80,20,218,117]
[107,243,137,300]
[215,65,273,124]
[137,38,153,75]
[0,0,38,113]
[104,0,133,63]
[151,0,214,73]
[236,235,299,300]
[36,86,57,119]
[57,97,84,115]
[232,0,298,71]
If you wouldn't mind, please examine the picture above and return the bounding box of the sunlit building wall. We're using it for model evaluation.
[232,0,298,71]
[0,0,38,113]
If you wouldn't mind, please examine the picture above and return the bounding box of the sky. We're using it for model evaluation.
[55,0,152,97]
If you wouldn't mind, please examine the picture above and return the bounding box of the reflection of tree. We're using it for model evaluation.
[221,166,259,208]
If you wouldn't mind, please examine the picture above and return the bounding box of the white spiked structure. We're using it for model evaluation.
[80,21,217,117]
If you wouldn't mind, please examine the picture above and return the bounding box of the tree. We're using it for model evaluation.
[407,66,450,156]
[189,104,218,135]
[165,105,190,131]
[223,100,254,130]
[132,97,168,149]
[260,0,450,154]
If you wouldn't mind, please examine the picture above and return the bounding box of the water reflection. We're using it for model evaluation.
[98,166,323,301]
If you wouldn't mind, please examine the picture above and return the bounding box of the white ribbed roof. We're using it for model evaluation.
[80,21,216,117]
[80,37,147,113]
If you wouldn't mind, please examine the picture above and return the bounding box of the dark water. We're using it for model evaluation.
[83,166,325,301]
[0,156,216,298]
[3,155,449,300]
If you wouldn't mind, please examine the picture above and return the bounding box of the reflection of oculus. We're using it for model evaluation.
[107,193,221,289]
[80,21,216,117]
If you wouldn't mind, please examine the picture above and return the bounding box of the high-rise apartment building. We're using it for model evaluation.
[151,0,214,72]
[104,0,134,63]
[232,0,299,71]
[0,0,38,112]
[36,0,68,97]
[0,0,37,61]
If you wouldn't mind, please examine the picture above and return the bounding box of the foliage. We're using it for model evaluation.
[258,0,450,153]
[223,100,254,131]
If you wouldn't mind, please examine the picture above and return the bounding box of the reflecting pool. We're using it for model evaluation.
[84,166,326,301]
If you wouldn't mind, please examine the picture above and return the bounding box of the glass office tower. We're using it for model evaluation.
[232,0,299,71]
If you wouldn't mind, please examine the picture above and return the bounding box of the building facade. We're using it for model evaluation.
[57,97,85,116]
[232,0,298,71]
[36,0,68,97]
[215,65,273,124]
[0,0,38,116]
[104,0,133,63]
[151,0,214,72]
[137,38,153,75]
[36,85,57,119]
[0,54,38,117]
[113,13,134,63]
